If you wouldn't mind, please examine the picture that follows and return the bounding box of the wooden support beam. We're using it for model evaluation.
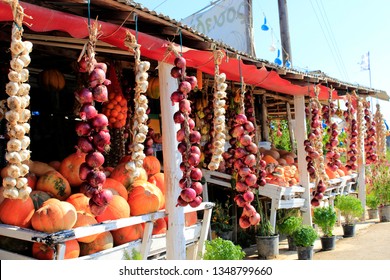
[264,93,294,103]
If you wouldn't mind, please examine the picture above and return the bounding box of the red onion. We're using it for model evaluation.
[239,134,252,146]
[185,76,197,90]
[190,168,202,181]
[79,162,93,181]
[91,189,113,207]
[177,196,189,207]
[179,99,191,114]
[245,142,258,154]
[243,191,254,203]
[178,81,192,94]
[190,146,201,156]
[238,166,251,177]
[191,182,203,195]
[170,91,185,105]
[94,62,108,73]
[244,121,255,132]
[239,215,251,229]
[80,104,98,120]
[75,122,92,136]
[176,128,186,142]
[189,196,202,207]
[77,137,94,153]
[188,153,200,166]
[75,88,93,104]
[80,182,98,197]
[93,130,111,152]
[91,114,109,130]
[173,111,185,124]
[249,213,261,225]
[235,114,247,124]
[231,125,245,138]
[174,56,186,68]
[244,154,257,167]
[234,195,246,207]
[93,85,108,103]
[189,131,201,144]
[236,181,249,192]
[87,169,107,188]
[180,188,197,202]
[245,173,257,187]
[170,67,182,78]
[86,151,105,168]
[89,68,106,86]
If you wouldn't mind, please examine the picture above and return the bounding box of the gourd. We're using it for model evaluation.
[39,69,66,92]
[0,196,35,228]
[127,180,164,216]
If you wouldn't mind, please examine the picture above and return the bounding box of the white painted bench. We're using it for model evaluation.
[0,202,214,260]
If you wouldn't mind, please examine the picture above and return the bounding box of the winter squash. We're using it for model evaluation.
[111,224,143,246]
[0,196,35,228]
[0,187,5,205]
[109,162,148,190]
[48,160,61,171]
[127,180,164,216]
[26,160,56,177]
[185,211,198,227]
[26,172,38,190]
[95,195,130,222]
[73,211,99,243]
[31,198,77,233]
[264,149,280,160]
[32,239,79,260]
[79,231,113,256]
[151,218,167,235]
[148,172,165,209]
[39,69,66,91]
[325,167,338,179]
[262,155,279,165]
[282,155,295,165]
[66,193,92,215]
[58,151,86,187]
[146,76,160,99]
[35,170,71,200]
[142,155,161,177]
[30,190,53,210]
[102,178,128,201]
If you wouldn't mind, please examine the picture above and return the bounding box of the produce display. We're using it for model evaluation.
[374,103,387,159]
[363,100,378,164]
[344,92,359,171]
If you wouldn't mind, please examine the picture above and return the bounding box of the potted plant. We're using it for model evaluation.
[335,195,364,237]
[368,161,390,222]
[211,200,234,240]
[277,215,302,251]
[255,194,279,259]
[292,225,318,260]
[313,206,337,251]
[202,237,245,260]
[366,192,380,219]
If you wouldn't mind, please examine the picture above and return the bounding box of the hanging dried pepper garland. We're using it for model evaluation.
[306,86,328,206]
[208,50,227,171]
[343,92,359,171]
[123,31,150,179]
[2,0,33,200]
[374,103,387,160]
[75,19,113,216]
[363,100,377,164]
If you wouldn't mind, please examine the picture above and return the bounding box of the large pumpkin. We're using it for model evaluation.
[30,190,53,210]
[39,68,66,91]
[31,198,77,233]
[58,152,86,187]
[66,193,92,215]
[95,195,130,222]
[0,196,35,228]
[127,180,164,216]
[146,76,160,99]
[32,239,79,260]
[102,178,128,201]
[73,211,99,243]
[111,224,143,246]
[151,218,167,235]
[36,170,71,200]
[109,162,148,190]
[79,231,113,256]
[142,155,161,177]
[148,172,165,210]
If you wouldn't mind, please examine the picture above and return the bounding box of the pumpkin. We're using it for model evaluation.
[111,224,143,246]
[277,158,287,165]
[30,190,53,210]
[282,155,295,165]
[73,211,99,243]
[336,168,345,177]
[31,198,77,233]
[95,195,130,223]
[325,167,338,179]
[26,172,38,190]
[36,170,71,200]
[79,231,113,256]
[146,76,160,99]
[32,239,79,260]
[142,156,161,177]
[109,162,148,190]
[262,155,279,165]
[39,68,66,91]
[58,151,86,187]
[66,193,92,215]
[264,149,280,160]
[0,187,5,205]
[102,178,128,201]
[151,218,167,235]
[127,180,164,216]
[26,160,56,177]
[185,211,198,227]
[48,160,62,170]
[148,172,165,209]
[0,196,35,228]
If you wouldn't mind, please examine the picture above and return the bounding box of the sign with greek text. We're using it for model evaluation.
[181,0,254,56]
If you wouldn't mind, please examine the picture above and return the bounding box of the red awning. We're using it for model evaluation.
[0,1,336,100]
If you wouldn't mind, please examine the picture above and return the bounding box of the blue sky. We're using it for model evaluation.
[134,0,390,121]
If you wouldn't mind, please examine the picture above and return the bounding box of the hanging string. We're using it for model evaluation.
[134,13,138,43]
[179,29,183,56]
[87,0,91,28]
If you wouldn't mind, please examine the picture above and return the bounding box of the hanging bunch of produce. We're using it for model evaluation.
[343,92,358,171]
[122,31,150,182]
[322,91,342,173]
[75,19,113,215]
[2,1,33,199]
[169,49,203,208]
[208,50,227,171]
[374,103,387,160]
[306,87,328,206]
[363,100,377,164]
[102,64,128,166]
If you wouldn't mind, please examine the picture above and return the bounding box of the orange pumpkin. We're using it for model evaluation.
[58,152,86,187]
[143,156,161,177]
[39,69,66,91]
[111,224,143,246]
[148,172,165,209]
[185,211,198,227]
[79,231,113,256]
[102,178,128,201]
[35,170,71,200]
[30,190,53,210]
[32,239,79,260]
[73,211,99,243]
[48,160,61,171]
[146,76,160,99]
[262,155,279,165]
[0,187,5,205]
[127,180,164,216]
[325,167,338,179]
[151,218,167,235]
[264,149,280,160]
[95,195,130,223]
[26,160,56,177]
[336,168,345,177]
[31,198,77,233]
[66,193,92,215]
[0,196,35,228]
[109,162,148,190]
[26,172,38,190]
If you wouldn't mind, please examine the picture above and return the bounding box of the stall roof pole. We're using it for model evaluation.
[158,62,186,259]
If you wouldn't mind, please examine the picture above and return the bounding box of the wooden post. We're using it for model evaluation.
[286,101,296,153]
[278,0,292,66]
[294,95,312,225]
[158,61,186,259]
[261,95,269,141]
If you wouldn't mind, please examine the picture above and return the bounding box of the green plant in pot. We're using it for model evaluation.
[368,161,390,222]
[292,225,318,260]
[211,200,234,239]
[335,195,364,237]
[277,216,302,251]
[313,206,337,251]
[366,192,380,220]
[202,237,245,260]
